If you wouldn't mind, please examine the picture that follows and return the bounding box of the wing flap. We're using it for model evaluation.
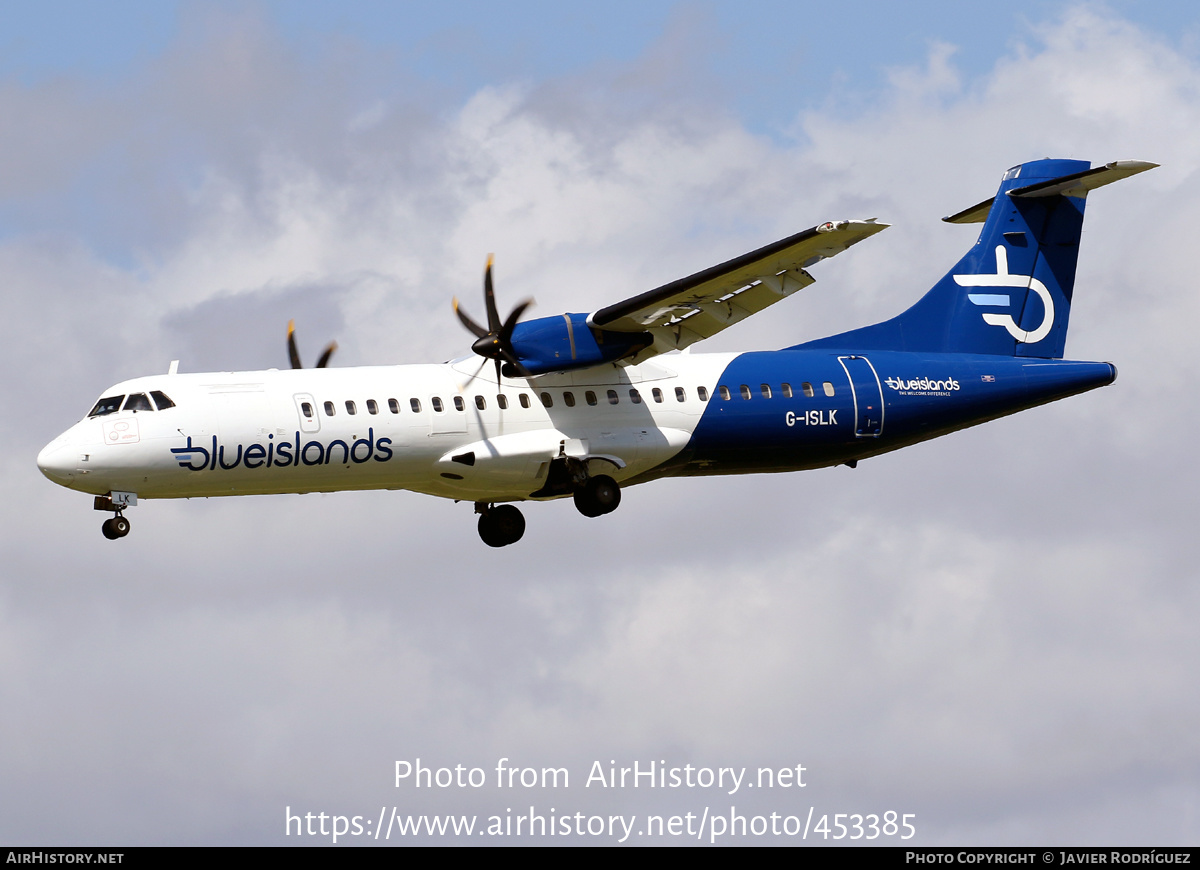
[590,219,887,359]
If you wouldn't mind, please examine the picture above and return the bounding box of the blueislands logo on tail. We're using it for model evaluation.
[958,245,1054,345]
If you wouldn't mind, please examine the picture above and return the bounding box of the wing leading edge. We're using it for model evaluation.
[589,218,888,363]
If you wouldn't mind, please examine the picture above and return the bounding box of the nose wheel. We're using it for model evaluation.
[476,503,525,547]
[101,514,131,540]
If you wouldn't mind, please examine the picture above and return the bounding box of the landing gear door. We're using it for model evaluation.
[838,356,884,438]
[294,393,320,434]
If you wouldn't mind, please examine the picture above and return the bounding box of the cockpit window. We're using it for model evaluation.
[88,396,125,417]
[151,390,176,410]
[123,393,153,412]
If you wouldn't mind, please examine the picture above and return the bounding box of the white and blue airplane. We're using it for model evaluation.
[38,158,1154,546]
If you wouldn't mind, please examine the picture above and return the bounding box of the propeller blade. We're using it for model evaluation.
[453,254,533,380]
[453,297,489,339]
[288,320,337,369]
[287,320,302,369]
[462,356,489,388]
[499,346,532,378]
[484,254,501,333]
[499,298,534,343]
[315,342,338,369]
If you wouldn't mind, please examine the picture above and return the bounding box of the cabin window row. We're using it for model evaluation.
[303,386,716,417]
[716,381,835,401]
[534,386,711,409]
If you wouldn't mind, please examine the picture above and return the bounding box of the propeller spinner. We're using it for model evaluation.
[453,256,533,381]
[287,320,337,369]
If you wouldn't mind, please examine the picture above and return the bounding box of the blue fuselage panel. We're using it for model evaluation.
[656,349,1115,477]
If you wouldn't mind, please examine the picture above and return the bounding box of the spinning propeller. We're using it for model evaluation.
[453,255,533,381]
[287,320,337,369]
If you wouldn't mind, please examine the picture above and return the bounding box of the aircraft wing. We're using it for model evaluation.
[588,219,888,362]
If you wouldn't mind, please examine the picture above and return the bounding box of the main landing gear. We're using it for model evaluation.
[95,492,135,541]
[532,456,623,520]
[573,474,621,518]
[475,503,526,548]
[474,472,624,548]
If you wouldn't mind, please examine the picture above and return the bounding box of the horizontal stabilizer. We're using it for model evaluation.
[942,197,995,225]
[1009,159,1158,198]
[943,160,1157,223]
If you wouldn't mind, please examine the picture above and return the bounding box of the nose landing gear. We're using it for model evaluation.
[101,515,131,540]
[95,492,136,541]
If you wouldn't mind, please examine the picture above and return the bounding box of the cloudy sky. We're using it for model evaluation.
[3,0,1197,846]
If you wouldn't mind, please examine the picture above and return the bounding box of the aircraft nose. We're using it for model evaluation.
[37,437,78,486]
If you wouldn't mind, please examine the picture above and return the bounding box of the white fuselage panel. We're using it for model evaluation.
[38,355,734,503]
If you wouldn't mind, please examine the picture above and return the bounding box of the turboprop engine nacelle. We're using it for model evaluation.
[506,312,653,375]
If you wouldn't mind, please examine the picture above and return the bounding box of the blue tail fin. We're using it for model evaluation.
[798,159,1155,358]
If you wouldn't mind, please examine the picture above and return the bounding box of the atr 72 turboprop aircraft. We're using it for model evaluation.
[38,158,1154,546]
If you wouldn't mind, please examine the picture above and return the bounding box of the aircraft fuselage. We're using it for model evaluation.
[37,348,1115,506]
